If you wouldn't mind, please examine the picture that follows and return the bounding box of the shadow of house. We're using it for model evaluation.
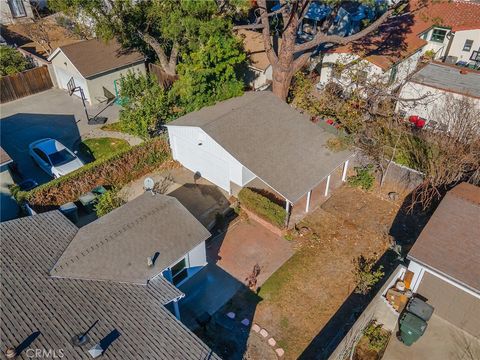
[167,183,232,229]
[178,232,263,360]
[0,113,81,185]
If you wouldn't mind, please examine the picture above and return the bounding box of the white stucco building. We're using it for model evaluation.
[396,62,480,127]
[48,39,146,105]
[315,0,480,91]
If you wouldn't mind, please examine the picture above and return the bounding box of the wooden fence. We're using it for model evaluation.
[1,66,53,103]
[148,63,177,88]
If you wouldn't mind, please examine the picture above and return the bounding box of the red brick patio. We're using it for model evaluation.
[207,219,294,287]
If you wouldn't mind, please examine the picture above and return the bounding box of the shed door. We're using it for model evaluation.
[54,67,91,103]
[417,272,480,337]
[173,136,230,192]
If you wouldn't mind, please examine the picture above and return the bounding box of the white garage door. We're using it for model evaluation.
[173,136,230,192]
[54,67,91,103]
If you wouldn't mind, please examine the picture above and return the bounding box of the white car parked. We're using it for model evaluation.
[29,138,84,178]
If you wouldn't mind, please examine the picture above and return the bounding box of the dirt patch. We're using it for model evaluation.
[251,187,399,359]
[5,15,82,59]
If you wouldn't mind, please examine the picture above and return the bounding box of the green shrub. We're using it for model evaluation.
[238,188,286,228]
[352,255,384,295]
[15,138,172,208]
[363,320,390,352]
[348,165,375,191]
[94,188,125,217]
[0,45,33,76]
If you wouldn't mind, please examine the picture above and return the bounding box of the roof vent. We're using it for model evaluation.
[71,320,98,347]
[147,252,160,268]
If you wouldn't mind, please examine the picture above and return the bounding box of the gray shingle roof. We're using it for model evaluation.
[407,183,480,294]
[0,211,219,359]
[51,193,211,284]
[411,63,480,98]
[168,91,353,203]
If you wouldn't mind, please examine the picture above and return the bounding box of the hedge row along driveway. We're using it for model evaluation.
[14,137,173,210]
[238,188,287,228]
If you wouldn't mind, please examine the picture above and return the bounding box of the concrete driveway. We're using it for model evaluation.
[383,315,480,360]
[0,89,120,185]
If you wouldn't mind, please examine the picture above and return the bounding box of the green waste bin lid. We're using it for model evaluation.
[400,312,427,336]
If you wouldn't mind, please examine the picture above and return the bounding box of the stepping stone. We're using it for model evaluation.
[275,348,285,357]
[226,312,235,319]
[259,329,269,338]
[241,318,250,326]
[268,338,276,347]
[251,324,261,333]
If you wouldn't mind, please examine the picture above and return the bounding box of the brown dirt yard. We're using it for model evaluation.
[250,186,402,359]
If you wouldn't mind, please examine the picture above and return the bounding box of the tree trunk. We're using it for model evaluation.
[272,66,294,100]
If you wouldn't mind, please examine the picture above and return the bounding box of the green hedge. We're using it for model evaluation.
[13,137,172,208]
[238,188,286,228]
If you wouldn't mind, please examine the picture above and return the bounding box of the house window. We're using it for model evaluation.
[8,0,27,18]
[171,258,188,285]
[463,40,474,52]
[388,65,398,84]
[430,29,447,43]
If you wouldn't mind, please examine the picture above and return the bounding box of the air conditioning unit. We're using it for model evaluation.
[445,56,458,64]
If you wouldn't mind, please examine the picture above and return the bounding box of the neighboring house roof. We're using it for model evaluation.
[407,182,480,294]
[0,211,218,359]
[409,62,480,98]
[236,29,271,71]
[51,193,211,284]
[330,0,480,70]
[0,146,12,166]
[48,39,144,78]
[167,91,353,203]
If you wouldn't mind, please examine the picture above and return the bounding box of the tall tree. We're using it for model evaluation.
[170,32,246,112]
[49,0,226,76]
[235,0,405,99]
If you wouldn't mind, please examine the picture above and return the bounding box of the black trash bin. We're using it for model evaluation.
[406,297,434,322]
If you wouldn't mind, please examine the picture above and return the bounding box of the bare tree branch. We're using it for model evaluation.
[258,0,279,66]
[293,3,402,53]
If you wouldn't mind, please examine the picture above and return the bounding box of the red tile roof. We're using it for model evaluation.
[330,0,480,70]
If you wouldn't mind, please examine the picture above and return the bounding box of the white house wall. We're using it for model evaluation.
[421,28,452,60]
[167,125,253,192]
[50,51,92,102]
[246,65,273,90]
[396,81,480,124]
[86,63,146,104]
[447,29,480,63]
[315,51,422,92]
[187,242,207,269]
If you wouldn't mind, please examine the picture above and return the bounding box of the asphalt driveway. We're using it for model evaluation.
[0,89,120,185]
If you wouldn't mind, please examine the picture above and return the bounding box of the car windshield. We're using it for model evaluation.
[48,149,76,166]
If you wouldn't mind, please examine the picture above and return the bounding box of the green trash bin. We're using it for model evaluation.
[399,312,427,346]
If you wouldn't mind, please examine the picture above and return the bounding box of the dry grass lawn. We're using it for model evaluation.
[253,186,400,359]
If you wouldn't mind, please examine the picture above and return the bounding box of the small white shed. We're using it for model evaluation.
[48,39,146,105]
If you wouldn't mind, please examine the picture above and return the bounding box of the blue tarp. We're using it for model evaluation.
[304,1,332,21]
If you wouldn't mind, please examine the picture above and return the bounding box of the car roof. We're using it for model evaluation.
[33,139,66,155]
